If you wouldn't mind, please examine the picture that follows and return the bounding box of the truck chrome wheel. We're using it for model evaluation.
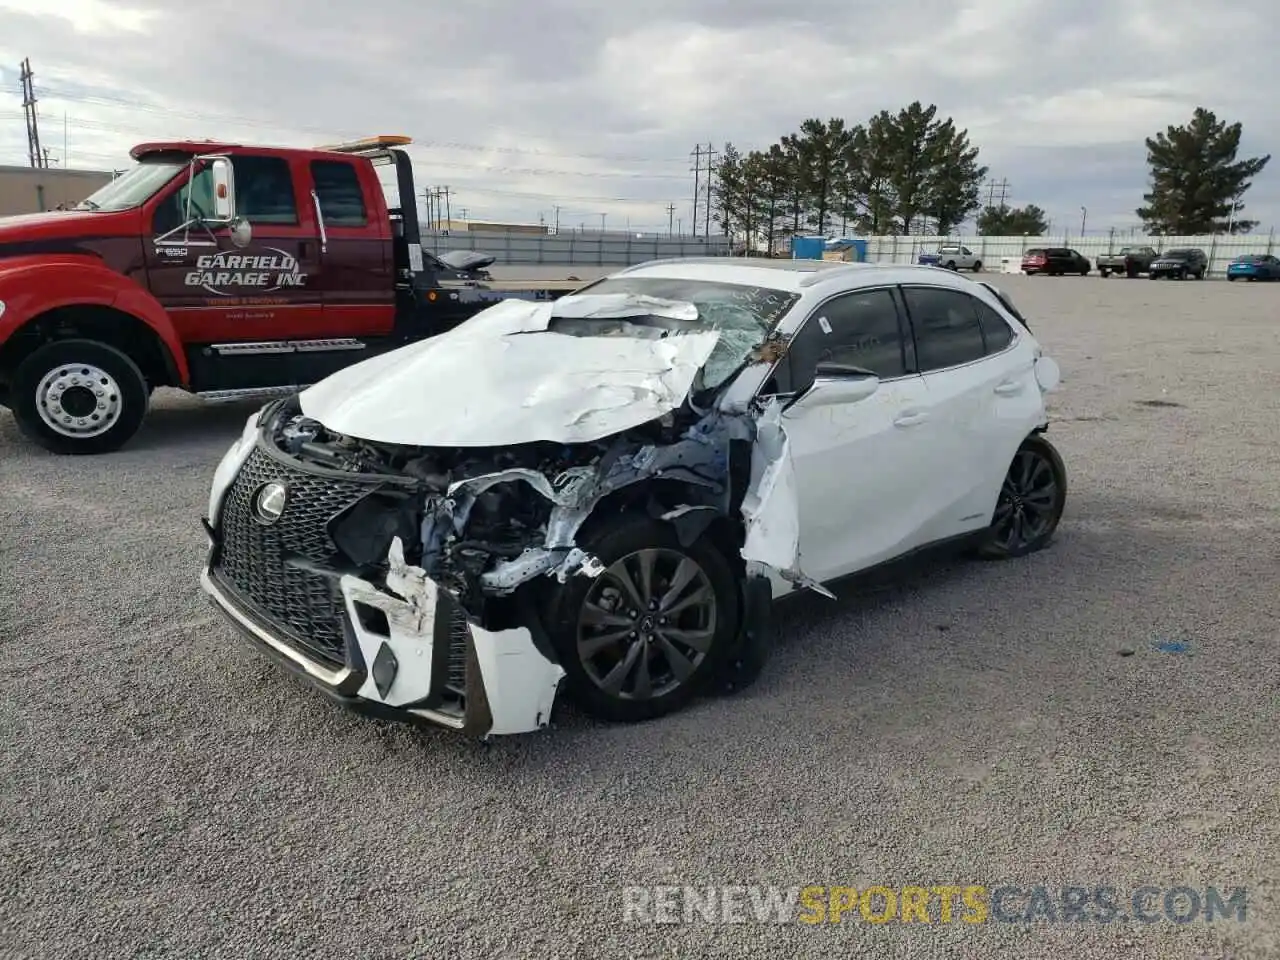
[576,547,718,702]
[36,363,123,439]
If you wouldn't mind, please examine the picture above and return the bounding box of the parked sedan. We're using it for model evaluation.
[1226,254,1280,281]
[201,258,1066,737]
[1022,247,1091,276]
[1148,248,1208,280]
[918,244,983,272]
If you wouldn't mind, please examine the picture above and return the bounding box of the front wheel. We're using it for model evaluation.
[976,435,1067,560]
[542,515,741,724]
[10,339,149,455]
[971,261,983,273]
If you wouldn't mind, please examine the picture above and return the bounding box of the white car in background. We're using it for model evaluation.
[200,258,1066,737]
[918,244,983,272]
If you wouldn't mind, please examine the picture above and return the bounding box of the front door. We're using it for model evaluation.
[145,153,323,349]
[773,286,940,584]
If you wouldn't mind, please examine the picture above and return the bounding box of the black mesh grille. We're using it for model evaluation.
[445,612,469,697]
[213,445,384,665]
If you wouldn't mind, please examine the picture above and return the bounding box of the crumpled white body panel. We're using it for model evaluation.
[299,295,719,447]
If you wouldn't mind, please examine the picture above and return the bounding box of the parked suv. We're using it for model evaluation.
[1022,248,1091,276]
[1148,248,1208,280]
[201,258,1067,738]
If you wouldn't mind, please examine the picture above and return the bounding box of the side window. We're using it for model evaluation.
[973,298,1014,353]
[310,160,367,226]
[231,156,298,224]
[903,287,987,371]
[785,288,908,389]
[152,166,215,236]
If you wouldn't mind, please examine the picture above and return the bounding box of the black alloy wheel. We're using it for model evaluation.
[543,515,740,723]
[977,435,1067,560]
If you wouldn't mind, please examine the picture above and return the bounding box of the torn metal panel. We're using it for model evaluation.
[469,622,565,735]
[341,554,439,708]
[298,294,721,447]
[739,399,834,599]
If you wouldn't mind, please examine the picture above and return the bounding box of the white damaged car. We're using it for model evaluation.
[200,258,1066,736]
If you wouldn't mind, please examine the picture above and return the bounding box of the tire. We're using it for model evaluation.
[1100,268,1110,278]
[976,435,1067,560]
[1127,265,1138,278]
[971,261,982,273]
[1179,267,1188,280]
[945,261,957,271]
[1080,266,1089,276]
[1196,268,1206,280]
[542,514,741,724]
[10,339,149,455]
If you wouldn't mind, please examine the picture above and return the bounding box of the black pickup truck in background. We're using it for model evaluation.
[1096,246,1158,278]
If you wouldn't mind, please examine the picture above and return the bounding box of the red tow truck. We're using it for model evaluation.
[0,135,582,454]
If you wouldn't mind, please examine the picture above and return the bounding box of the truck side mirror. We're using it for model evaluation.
[199,155,236,223]
[228,216,252,249]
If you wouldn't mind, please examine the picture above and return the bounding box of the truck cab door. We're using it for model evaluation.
[145,153,325,393]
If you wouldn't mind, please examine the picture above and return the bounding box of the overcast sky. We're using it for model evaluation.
[1,0,1277,236]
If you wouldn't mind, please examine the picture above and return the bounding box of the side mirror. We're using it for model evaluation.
[228,216,252,248]
[200,155,236,223]
[786,362,880,413]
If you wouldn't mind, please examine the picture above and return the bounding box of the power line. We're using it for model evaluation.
[19,58,46,168]
[12,84,693,167]
[690,145,703,238]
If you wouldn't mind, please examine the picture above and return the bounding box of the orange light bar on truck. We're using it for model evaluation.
[317,135,413,154]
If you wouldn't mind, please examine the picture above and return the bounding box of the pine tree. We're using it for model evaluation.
[1137,107,1270,234]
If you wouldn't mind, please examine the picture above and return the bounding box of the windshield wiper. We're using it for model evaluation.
[75,199,100,211]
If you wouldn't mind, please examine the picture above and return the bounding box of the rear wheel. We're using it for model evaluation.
[971,261,982,273]
[10,339,149,455]
[945,260,957,270]
[976,435,1067,560]
[543,515,741,724]
[1100,268,1110,278]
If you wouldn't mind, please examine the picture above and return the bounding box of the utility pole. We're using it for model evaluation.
[1080,206,1087,237]
[553,205,561,234]
[599,212,606,232]
[439,186,451,229]
[690,145,703,238]
[985,177,1010,208]
[704,142,718,239]
[422,188,435,231]
[20,58,46,169]
[666,203,676,237]
[459,207,467,221]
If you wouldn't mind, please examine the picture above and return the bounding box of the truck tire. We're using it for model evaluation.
[1100,267,1110,278]
[11,339,149,455]
[971,261,982,272]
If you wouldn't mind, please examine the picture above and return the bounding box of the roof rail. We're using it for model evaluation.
[316,135,413,155]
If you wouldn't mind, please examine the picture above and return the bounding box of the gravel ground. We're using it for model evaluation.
[1,273,1278,959]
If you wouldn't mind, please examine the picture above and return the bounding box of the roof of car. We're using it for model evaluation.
[611,256,990,294]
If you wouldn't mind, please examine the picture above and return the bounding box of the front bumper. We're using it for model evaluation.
[200,429,566,737]
[201,555,564,737]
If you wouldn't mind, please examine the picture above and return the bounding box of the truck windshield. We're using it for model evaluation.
[76,159,187,212]
[550,276,800,389]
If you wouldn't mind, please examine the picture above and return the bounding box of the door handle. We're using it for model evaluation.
[893,411,927,427]
[994,380,1023,396]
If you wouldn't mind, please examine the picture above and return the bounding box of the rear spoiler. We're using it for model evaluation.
[978,280,1030,331]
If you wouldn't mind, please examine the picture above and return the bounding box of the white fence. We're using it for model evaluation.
[861,233,1278,277]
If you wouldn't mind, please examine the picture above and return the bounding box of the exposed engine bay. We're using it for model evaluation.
[264,390,779,626]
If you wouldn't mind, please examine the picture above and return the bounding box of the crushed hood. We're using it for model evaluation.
[299,294,722,447]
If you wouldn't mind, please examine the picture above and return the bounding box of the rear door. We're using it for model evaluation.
[308,158,395,337]
[899,284,1039,544]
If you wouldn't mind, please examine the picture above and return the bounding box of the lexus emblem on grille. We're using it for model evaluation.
[253,481,288,524]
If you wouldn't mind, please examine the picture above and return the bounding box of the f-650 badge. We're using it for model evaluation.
[184,248,308,297]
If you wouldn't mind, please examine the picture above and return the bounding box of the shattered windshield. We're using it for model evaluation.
[554,276,800,388]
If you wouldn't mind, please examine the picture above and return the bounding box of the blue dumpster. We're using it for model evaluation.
[791,235,826,260]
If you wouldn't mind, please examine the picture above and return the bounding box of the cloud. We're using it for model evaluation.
[1,0,1276,233]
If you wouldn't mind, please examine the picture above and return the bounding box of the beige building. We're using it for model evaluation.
[0,165,115,216]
